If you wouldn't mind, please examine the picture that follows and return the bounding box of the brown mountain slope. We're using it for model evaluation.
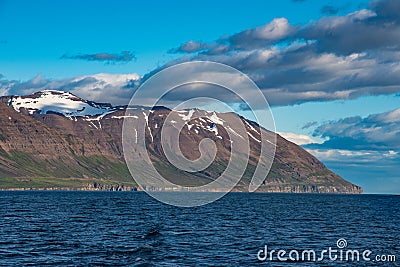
[0,93,362,193]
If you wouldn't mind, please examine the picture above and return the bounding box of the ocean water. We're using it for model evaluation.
[0,192,398,266]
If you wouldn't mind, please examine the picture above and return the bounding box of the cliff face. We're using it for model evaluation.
[0,91,362,193]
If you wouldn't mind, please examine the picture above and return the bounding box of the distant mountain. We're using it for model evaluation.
[0,90,362,193]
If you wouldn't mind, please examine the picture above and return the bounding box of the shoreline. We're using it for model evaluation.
[0,180,363,194]
[0,187,363,194]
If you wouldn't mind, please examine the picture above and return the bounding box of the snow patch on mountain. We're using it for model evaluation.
[10,90,112,117]
[209,112,224,125]
[178,109,195,121]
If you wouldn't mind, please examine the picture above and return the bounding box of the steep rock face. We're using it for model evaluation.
[0,91,362,193]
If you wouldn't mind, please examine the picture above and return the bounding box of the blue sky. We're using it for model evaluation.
[0,0,364,80]
[1,0,399,193]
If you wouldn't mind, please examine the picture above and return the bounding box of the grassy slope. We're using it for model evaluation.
[0,149,136,189]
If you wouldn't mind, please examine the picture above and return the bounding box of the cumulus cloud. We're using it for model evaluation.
[61,51,136,64]
[0,73,140,105]
[169,40,209,53]
[299,106,400,191]
[303,107,400,193]
[277,131,321,145]
[164,0,400,106]
[306,148,399,163]
[228,18,297,50]
[307,108,400,151]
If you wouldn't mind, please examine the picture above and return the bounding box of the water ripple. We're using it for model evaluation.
[0,192,398,266]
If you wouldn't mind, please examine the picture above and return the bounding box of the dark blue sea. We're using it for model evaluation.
[0,192,399,266]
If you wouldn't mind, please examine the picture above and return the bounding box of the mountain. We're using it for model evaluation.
[9,90,113,116]
[0,90,362,193]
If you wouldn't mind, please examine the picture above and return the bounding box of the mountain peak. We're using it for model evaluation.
[9,90,112,117]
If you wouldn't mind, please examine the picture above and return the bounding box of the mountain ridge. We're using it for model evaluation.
[0,90,362,193]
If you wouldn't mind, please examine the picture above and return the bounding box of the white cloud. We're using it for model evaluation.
[236,18,293,41]
[0,73,141,105]
[277,132,322,145]
[166,0,400,106]
[311,107,400,151]
[305,148,399,162]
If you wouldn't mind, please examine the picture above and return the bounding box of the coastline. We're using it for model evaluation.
[0,183,363,194]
